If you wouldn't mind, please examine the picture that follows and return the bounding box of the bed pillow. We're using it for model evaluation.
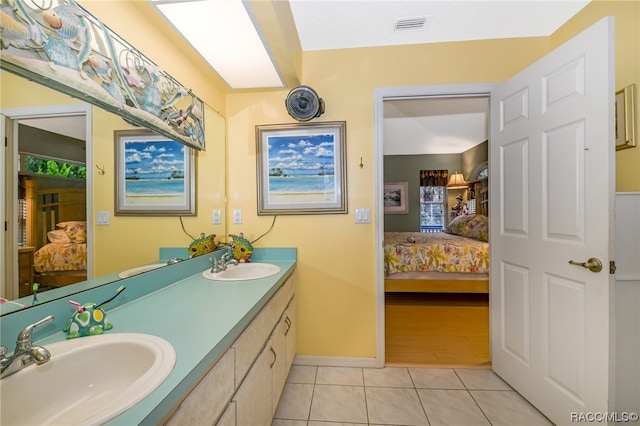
[57,221,87,243]
[467,215,489,242]
[445,214,489,242]
[47,229,70,243]
[445,214,475,234]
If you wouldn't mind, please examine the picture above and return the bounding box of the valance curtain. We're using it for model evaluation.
[420,170,449,187]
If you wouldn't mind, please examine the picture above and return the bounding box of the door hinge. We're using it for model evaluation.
[609,261,616,274]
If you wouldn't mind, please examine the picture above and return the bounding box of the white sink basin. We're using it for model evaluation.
[202,262,281,281]
[0,333,176,426]
[118,263,166,278]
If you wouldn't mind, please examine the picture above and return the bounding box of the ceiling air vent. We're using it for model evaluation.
[393,16,429,32]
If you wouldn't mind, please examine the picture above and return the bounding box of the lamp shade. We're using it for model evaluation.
[447,172,468,189]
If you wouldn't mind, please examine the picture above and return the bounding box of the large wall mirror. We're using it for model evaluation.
[1,71,227,315]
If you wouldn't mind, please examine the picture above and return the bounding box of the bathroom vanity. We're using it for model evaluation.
[0,248,297,425]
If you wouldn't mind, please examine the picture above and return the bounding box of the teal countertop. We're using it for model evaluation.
[0,248,296,425]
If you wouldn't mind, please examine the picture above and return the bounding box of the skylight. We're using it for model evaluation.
[150,0,284,89]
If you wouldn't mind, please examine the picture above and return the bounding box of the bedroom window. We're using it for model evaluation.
[17,198,27,247]
[419,170,448,232]
[23,155,86,180]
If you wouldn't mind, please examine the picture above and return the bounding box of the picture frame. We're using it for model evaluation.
[615,84,636,151]
[115,129,196,216]
[256,121,347,215]
[384,182,408,214]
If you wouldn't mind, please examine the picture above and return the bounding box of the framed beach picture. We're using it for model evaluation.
[256,121,347,215]
[115,130,196,216]
[615,84,636,150]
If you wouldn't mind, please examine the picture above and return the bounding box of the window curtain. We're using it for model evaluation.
[420,170,449,186]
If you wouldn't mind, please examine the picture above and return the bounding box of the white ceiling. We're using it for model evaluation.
[292,0,588,155]
[384,96,489,155]
[291,0,588,155]
[17,115,86,141]
[289,0,589,51]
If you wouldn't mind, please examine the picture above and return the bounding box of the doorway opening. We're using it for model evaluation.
[374,83,496,367]
[2,105,92,301]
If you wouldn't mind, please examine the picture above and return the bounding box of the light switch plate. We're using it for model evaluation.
[212,209,221,224]
[233,209,242,224]
[355,208,370,224]
[96,211,110,225]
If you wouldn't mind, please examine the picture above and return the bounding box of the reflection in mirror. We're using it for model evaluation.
[1,72,227,316]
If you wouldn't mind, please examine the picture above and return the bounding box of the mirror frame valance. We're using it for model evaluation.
[0,0,205,150]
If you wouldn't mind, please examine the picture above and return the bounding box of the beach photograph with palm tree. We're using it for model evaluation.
[115,130,195,215]
[266,132,337,204]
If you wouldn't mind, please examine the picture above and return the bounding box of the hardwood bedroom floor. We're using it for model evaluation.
[385,292,490,366]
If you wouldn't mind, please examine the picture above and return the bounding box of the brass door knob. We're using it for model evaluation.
[568,258,603,273]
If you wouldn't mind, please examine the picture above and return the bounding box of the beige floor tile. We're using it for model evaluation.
[271,364,552,426]
[316,366,364,386]
[455,368,511,390]
[409,368,465,389]
[363,367,413,388]
[272,420,307,426]
[310,385,368,423]
[470,390,554,425]
[273,383,314,421]
[417,389,490,425]
[288,365,317,384]
[365,387,428,426]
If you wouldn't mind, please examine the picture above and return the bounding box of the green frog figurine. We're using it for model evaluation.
[64,285,125,339]
[64,302,112,339]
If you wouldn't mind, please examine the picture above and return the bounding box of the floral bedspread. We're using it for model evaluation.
[34,243,87,273]
[384,232,489,276]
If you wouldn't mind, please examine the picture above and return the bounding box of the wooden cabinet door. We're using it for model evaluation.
[285,298,297,369]
[271,315,288,414]
[233,340,273,426]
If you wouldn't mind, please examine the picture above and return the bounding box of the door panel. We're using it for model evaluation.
[490,16,614,425]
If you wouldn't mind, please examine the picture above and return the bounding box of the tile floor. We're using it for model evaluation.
[272,365,553,426]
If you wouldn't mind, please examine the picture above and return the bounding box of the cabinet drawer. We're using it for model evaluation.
[232,276,294,383]
[165,349,235,425]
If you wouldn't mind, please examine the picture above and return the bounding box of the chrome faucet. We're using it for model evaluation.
[1,315,54,379]
[210,252,239,273]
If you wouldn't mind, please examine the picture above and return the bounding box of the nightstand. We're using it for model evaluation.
[18,246,35,297]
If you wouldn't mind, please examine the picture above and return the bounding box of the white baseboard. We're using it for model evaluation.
[293,355,378,368]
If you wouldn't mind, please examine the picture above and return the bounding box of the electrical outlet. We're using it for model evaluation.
[212,209,221,224]
[233,209,242,224]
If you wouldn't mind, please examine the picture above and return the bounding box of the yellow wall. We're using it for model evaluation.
[2,0,229,277]
[5,0,635,357]
[227,1,638,358]
[1,72,227,276]
[90,105,227,276]
[226,37,549,357]
[551,0,640,192]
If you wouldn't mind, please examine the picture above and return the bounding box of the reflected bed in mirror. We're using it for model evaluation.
[1,72,227,316]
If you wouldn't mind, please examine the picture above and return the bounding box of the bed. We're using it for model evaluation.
[384,214,491,365]
[384,214,489,294]
[25,181,87,287]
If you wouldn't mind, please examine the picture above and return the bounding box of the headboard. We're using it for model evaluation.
[25,180,86,249]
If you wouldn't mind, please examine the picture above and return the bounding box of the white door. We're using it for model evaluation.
[490,16,614,425]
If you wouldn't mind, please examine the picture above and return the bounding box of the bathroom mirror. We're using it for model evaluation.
[1,71,227,316]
